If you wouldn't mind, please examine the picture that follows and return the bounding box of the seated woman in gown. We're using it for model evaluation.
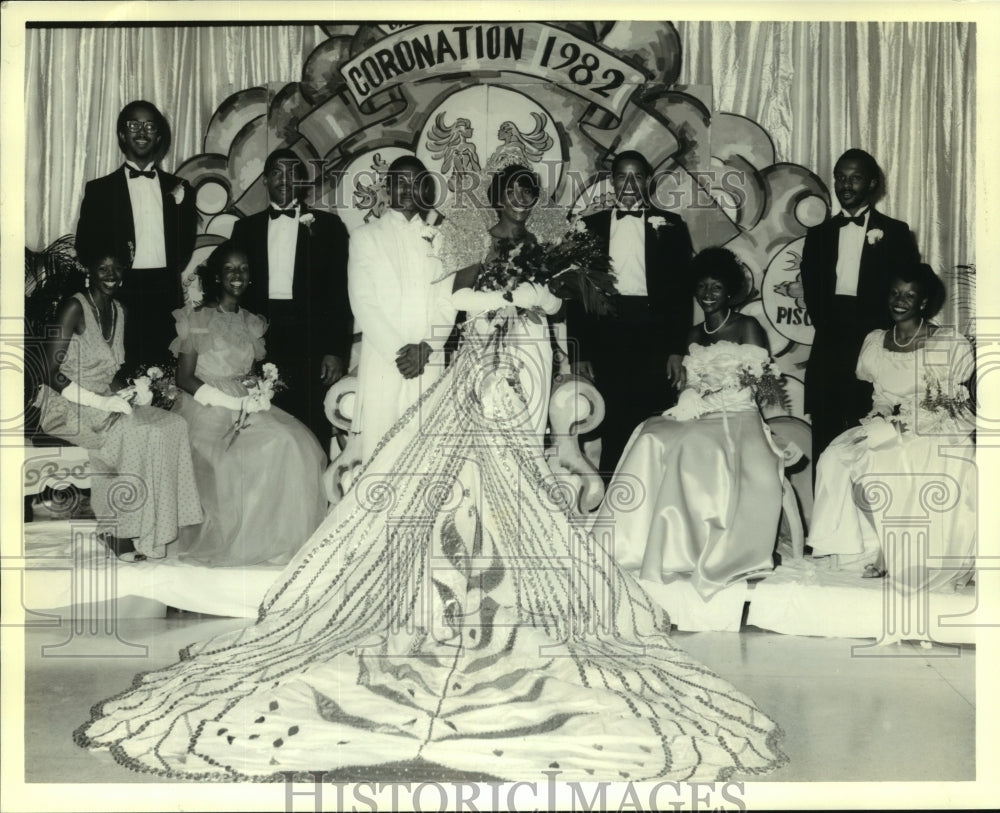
[170,241,327,567]
[595,247,785,599]
[36,249,202,561]
[76,176,786,782]
[809,264,976,590]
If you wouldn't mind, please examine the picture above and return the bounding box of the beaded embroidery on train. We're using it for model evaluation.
[76,310,786,781]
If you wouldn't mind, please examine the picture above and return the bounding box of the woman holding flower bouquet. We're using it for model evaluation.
[36,250,202,561]
[596,248,785,599]
[170,242,327,567]
[808,264,976,590]
[448,165,565,436]
[77,177,786,782]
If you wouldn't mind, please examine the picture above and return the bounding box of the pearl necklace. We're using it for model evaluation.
[85,291,116,343]
[893,318,924,348]
[703,309,732,335]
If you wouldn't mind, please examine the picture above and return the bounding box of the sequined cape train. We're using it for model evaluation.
[74,312,787,782]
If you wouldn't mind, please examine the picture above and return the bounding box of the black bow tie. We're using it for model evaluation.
[838,212,867,227]
[615,208,644,220]
[127,167,156,180]
[269,208,297,220]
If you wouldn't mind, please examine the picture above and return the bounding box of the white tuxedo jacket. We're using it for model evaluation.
[347,210,457,463]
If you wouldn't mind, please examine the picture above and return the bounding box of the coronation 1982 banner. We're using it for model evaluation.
[341,23,645,115]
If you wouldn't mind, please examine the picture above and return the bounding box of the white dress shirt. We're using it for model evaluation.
[609,208,648,296]
[267,204,300,300]
[124,161,167,269]
[834,208,870,296]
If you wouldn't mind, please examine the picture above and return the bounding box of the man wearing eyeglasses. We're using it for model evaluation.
[75,100,197,370]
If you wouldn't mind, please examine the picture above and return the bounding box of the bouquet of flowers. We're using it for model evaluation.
[916,371,974,436]
[476,219,617,315]
[737,353,790,410]
[921,376,972,415]
[862,372,973,440]
[683,342,790,410]
[98,362,179,430]
[129,363,179,410]
[224,361,285,449]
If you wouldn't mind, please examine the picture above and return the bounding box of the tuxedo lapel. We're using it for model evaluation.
[382,211,412,287]
[245,211,271,313]
[156,171,173,207]
[292,212,310,301]
[856,208,889,310]
[859,209,886,266]
[643,211,660,289]
[156,171,177,269]
[821,218,841,301]
[590,209,613,248]
[113,166,137,249]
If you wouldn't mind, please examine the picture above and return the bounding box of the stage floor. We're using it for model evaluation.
[17,519,978,646]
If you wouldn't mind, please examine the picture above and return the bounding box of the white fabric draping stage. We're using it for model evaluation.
[22,520,975,645]
[22,520,278,620]
[26,21,975,293]
[622,562,975,645]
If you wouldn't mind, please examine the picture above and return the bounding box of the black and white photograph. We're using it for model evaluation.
[1,1,997,810]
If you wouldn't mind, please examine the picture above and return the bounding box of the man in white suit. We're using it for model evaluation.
[347,156,457,463]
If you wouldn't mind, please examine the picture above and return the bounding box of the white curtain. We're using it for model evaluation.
[25,25,326,251]
[677,21,976,280]
[26,21,975,284]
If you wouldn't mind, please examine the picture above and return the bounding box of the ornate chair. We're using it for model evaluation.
[322,367,810,564]
[23,236,94,520]
[765,415,813,559]
[323,372,607,514]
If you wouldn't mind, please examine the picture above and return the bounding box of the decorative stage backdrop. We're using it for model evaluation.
[25,21,977,422]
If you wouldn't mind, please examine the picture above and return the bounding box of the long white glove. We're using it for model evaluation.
[61,381,132,414]
[451,287,509,316]
[193,384,246,412]
[662,388,707,421]
[511,282,562,315]
[864,399,896,421]
[859,416,901,449]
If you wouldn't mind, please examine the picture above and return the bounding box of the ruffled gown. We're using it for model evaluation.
[36,293,202,557]
[808,328,976,591]
[75,309,786,781]
[596,342,784,599]
[169,307,327,567]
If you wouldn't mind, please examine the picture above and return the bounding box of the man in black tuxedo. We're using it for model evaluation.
[801,148,919,469]
[230,148,352,452]
[76,100,197,370]
[567,150,695,482]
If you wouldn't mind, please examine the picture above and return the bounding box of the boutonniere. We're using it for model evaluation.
[300,212,315,234]
[866,228,884,245]
[419,224,440,253]
[648,215,668,230]
[170,183,186,205]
